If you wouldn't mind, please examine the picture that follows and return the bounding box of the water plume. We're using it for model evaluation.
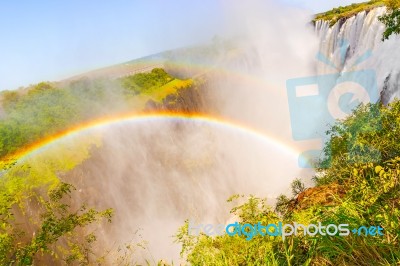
[7,0,322,263]
[62,1,319,262]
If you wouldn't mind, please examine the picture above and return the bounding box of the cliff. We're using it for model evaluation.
[315,6,400,104]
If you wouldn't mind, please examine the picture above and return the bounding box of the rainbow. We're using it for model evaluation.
[2,112,300,165]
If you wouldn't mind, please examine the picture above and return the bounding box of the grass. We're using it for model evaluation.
[131,78,193,110]
[142,78,193,102]
[314,0,386,26]
[176,101,400,265]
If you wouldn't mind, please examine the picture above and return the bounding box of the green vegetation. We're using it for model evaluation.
[120,68,193,103]
[0,83,83,158]
[0,68,192,264]
[176,101,400,265]
[120,68,175,95]
[141,78,193,102]
[314,0,385,26]
[0,182,112,264]
[0,68,192,160]
[4,39,400,264]
[0,127,106,264]
[0,80,118,159]
[379,0,400,40]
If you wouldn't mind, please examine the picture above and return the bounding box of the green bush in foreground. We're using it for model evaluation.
[177,101,400,265]
[0,182,113,265]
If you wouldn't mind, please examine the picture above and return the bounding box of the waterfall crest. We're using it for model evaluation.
[315,7,400,103]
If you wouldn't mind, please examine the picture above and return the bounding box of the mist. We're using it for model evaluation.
[8,0,322,263]
[61,1,320,262]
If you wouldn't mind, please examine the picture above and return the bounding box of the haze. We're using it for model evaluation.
[0,0,365,90]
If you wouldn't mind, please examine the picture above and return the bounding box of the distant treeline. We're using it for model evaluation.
[0,68,185,158]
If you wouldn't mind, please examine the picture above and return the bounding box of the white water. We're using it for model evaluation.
[73,6,400,264]
[65,6,400,264]
[315,7,400,103]
[16,5,400,265]
[60,2,319,263]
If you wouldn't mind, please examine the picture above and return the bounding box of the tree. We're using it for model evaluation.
[275,194,291,216]
[1,90,20,111]
[379,0,400,40]
[290,178,306,197]
[0,182,113,265]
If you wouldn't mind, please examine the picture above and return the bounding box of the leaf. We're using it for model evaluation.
[375,165,383,174]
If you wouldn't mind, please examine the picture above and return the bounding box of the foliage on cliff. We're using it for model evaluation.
[120,68,175,95]
[315,0,400,40]
[0,69,192,160]
[314,0,385,26]
[379,0,400,39]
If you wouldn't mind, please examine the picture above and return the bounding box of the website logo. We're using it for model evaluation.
[189,221,384,241]
[286,39,380,167]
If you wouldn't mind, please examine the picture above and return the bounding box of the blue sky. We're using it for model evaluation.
[0,0,365,90]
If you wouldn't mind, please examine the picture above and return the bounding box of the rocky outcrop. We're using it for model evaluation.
[289,183,346,211]
[144,77,215,114]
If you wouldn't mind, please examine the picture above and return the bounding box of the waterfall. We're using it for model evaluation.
[315,7,400,104]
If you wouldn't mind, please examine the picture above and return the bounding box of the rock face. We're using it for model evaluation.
[315,7,400,104]
[289,183,346,211]
[144,74,219,114]
[144,84,207,113]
